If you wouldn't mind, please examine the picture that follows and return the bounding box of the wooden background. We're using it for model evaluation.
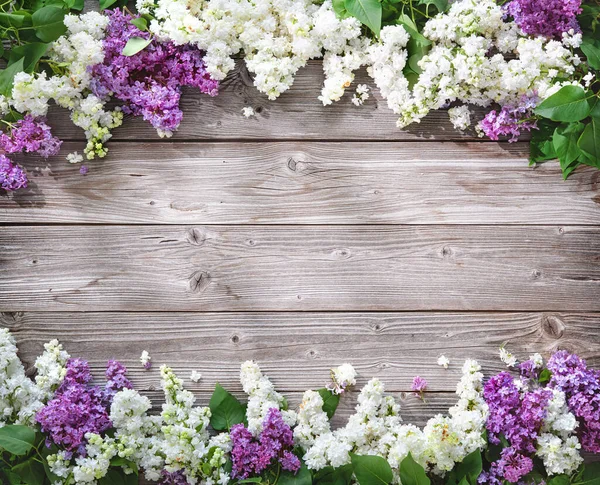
[1,61,600,430]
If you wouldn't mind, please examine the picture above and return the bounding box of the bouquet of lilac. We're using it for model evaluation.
[1,327,599,485]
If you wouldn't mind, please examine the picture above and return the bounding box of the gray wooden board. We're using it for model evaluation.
[45,60,502,142]
[4,311,599,393]
[1,225,599,312]
[2,142,599,225]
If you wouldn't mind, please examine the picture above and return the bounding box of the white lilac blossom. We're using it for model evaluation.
[437,355,450,369]
[328,363,357,395]
[190,370,202,382]
[140,350,152,370]
[10,12,123,161]
[240,361,297,434]
[500,347,518,367]
[242,107,255,118]
[294,390,331,449]
[302,359,487,478]
[448,106,471,131]
[34,339,70,400]
[536,389,583,475]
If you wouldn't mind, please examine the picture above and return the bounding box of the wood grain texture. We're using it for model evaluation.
[1,225,599,312]
[2,142,600,225]
[45,61,498,142]
[4,311,599,393]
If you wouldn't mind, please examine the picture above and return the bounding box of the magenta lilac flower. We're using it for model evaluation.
[547,351,600,453]
[36,358,131,455]
[158,470,188,485]
[91,9,219,137]
[479,96,538,143]
[482,372,553,482]
[230,408,300,479]
[505,0,582,38]
[411,376,428,399]
[0,116,62,158]
[0,155,28,192]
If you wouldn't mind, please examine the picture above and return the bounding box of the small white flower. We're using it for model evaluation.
[67,152,84,164]
[140,350,152,370]
[499,347,517,368]
[437,355,450,369]
[351,84,370,106]
[190,370,202,382]
[242,106,255,118]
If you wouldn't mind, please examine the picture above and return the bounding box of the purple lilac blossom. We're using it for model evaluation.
[411,376,428,398]
[79,165,89,175]
[479,96,538,143]
[547,351,600,453]
[91,9,219,136]
[505,0,582,38]
[482,372,553,483]
[230,408,300,479]
[0,116,62,158]
[0,155,27,192]
[36,358,131,456]
[158,470,188,485]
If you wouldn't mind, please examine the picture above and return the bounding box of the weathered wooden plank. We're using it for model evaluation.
[46,61,505,142]
[4,311,599,393]
[2,142,599,225]
[1,225,599,311]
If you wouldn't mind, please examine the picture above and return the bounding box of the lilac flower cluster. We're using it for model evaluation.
[36,358,132,456]
[480,372,553,483]
[230,408,301,479]
[91,9,219,137]
[0,116,62,158]
[548,351,600,453]
[479,96,538,143]
[158,470,188,485]
[505,0,582,38]
[0,155,27,192]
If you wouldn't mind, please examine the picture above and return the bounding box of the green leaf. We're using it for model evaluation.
[313,465,353,485]
[130,17,148,31]
[589,97,600,119]
[99,0,118,8]
[398,453,430,485]
[0,425,36,456]
[458,479,469,485]
[530,119,558,163]
[581,37,600,70]
[579,463,600,485]
[110,456,138,474]
[209,383,246,431]
[548,475,569,485]
[12,459,45,485]
[2,468,24,485]
[450,450,481,485]
[122,36,152,56]
[317,388,340,420]
[578,118,600,162]
[396,14,430,46]
[32,6,67,43]
[344,0,382,36]
[418,0,448,14]
[535,86,592,122]
[9,43,50,73]
[538,368,552,384]
[0,13,26,28]
[350,453,393,485]
[332,0,350,18]
[99,469,127,485]
[237,479,262,484]
[553,122,585,177]
[279,465,312,485]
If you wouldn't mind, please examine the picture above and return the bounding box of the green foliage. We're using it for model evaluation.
[350,453,394,485]
[316,388,340,419]
[122,36,153,56]
[209,383,247,431]
[344,0,382,35]
[398,453,429,485]
[279,465,312,485]
[31,6,67,42]
[312,464,353,485]
[0,426,36,456]
[445,450,482,485]
[535,86,592,123]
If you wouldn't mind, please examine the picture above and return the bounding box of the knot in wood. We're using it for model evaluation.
[186,228,206,246]
[542,314,565,340]
[189,271,212,293]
